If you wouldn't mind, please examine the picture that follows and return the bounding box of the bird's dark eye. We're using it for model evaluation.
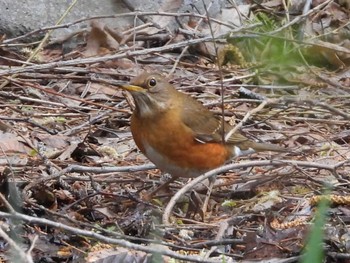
[148,78,157,87]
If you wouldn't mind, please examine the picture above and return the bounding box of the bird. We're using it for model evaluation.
[119,72,287,200]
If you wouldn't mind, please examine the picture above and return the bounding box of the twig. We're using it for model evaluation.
[0,37,213,76]
[201,0,226,143]
[62,109,113,136]
[26,235,39,260]
[0,90,83,109]
[61,163,156,174]
[168,2,213,76]
[0,192,16,213]
[0,210,224,263]
[0,0,79,90]
[162,159,348,225]
[28,198,209,254]
[224,99,269,142]
[236,30,350,54]
[31,0,79,59]
[327,252,350,260]
[1,77,128,113]
[270,0,333,34]
[297,0,313,41]
[0,227,34,263]
[282,98,350,120]
[2,11,240,45]
[281,117,348,125]
[297,48,346,88]
[204,220,229,258]
[0,194,34,263]
[238,86,266,100]
[22,163,156,196]
[0,23,260,77]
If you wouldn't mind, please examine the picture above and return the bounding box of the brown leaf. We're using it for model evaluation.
[86,247,149,263]
[0,132,30,154]
[85,20,120,57]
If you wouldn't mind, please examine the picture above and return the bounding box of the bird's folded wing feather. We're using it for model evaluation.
[180,96,249,144]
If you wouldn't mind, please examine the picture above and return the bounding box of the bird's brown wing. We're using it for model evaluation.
[179,93,287,153]
[180,94,249,144]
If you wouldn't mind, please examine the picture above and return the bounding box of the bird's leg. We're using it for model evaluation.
[144,175,176,201]
[201,175,217,217]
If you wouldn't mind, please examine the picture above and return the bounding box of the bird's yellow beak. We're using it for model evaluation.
[120,84,145,92]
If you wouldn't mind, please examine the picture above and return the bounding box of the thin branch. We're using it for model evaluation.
[0,0,80,90]
[1,78,128,113]
[168,1,213,76]
[282,97,350,120]
[0,194,33,263]
[2,11,240,45]
[162,159,348,225]
[270,0,333,34]
[0,227,34,263]
[0,23,261,77]
[61,163,156,174]
[22,163,156,195]
[0,210,224,263]
[224,99,269,142]
[0,193,16,213]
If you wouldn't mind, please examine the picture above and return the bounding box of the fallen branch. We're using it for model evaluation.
[162,159,348,225]
[0,210,224,263]
[0,22,261,77]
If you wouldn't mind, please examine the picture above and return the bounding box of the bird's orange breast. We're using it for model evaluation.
[130,110,232,178]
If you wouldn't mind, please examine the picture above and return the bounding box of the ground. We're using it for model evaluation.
[0,2,349,262]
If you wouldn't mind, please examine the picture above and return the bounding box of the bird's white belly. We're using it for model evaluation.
[143,143,201,178]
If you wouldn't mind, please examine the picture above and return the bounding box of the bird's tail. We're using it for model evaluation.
[252,142,289,153]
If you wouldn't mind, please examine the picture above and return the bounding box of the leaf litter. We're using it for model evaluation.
[0,1,349,262]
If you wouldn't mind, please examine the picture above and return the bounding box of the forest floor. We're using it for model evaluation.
[0,1,349,262]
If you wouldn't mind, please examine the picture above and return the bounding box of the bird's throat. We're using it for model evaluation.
[133,93,167,119]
